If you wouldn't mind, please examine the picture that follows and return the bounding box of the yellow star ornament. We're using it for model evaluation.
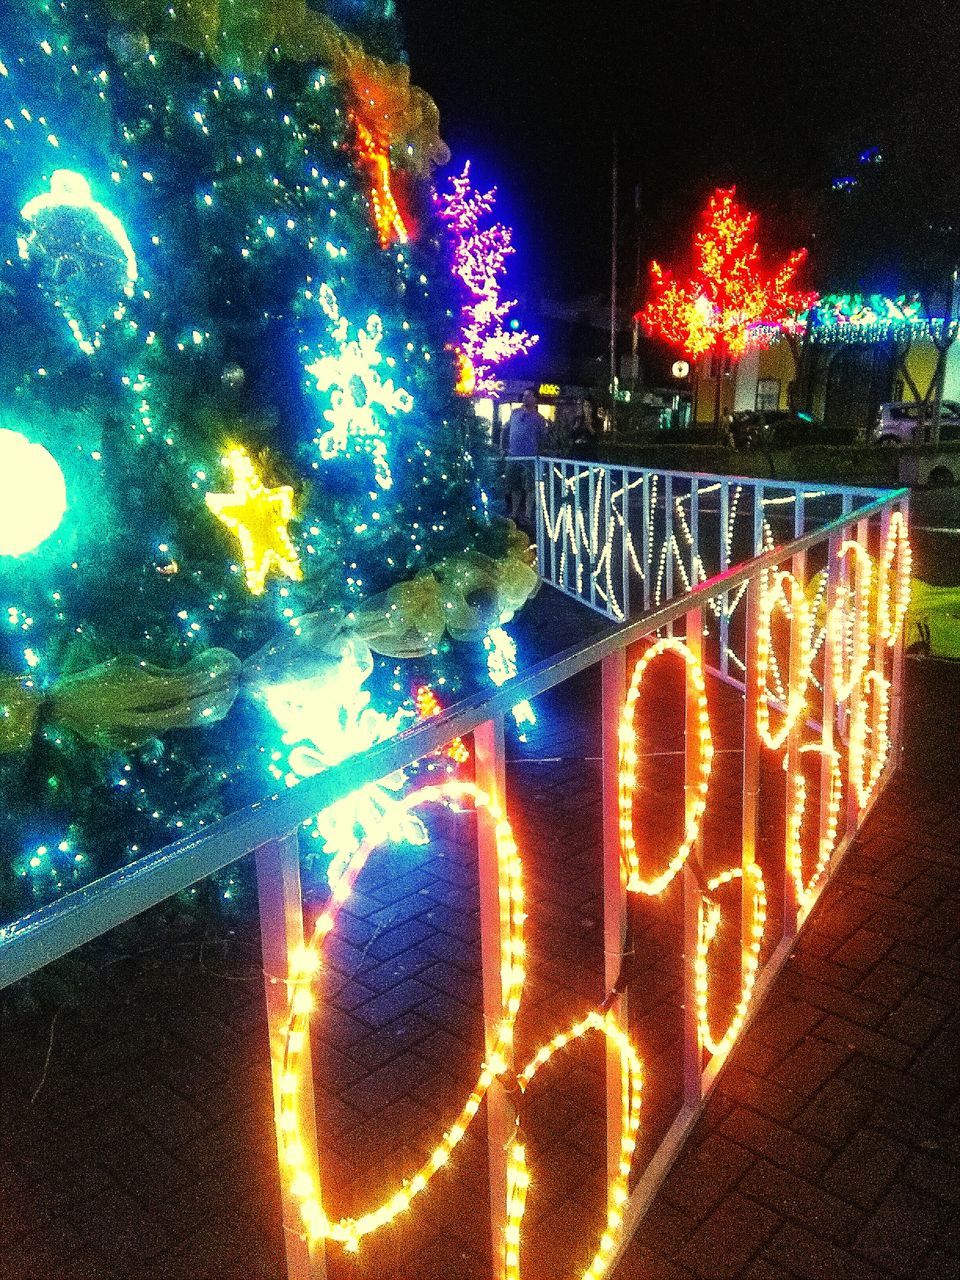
[205,448,303,596]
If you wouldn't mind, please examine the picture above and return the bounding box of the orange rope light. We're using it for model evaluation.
[279,781,525,1250]
[352,115,409,249]
[414,685,470,764]
[618,638,714,895]
[785,743,844,911]
[830,541,874,702]
[756,569,813,750]
[507,1011,644,1280]
[694,864,767,1058]
[849,669,892,811]
[876,511,912,646]
[271,517,910,1276]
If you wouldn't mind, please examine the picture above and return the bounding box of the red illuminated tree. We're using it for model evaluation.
[639,188,816,426]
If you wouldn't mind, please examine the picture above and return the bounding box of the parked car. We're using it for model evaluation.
[873,401,960,445]
[730,409,827,449]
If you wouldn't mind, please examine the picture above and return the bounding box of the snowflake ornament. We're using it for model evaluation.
[263,634,427,882]
[305,285,413,491]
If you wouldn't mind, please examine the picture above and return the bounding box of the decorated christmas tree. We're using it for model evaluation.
[0,0,538,911]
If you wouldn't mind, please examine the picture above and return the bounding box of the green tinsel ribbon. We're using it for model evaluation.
[0,649,241,753]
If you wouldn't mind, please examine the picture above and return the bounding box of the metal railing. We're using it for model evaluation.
[0,470,911,1280]
[535,455,889,644]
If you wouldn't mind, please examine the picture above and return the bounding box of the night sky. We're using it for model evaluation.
[403,0,958,306]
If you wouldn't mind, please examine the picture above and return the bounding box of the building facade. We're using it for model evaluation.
[687,295,960,431]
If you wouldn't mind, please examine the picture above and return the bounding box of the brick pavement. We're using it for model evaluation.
[0,589,957,1280]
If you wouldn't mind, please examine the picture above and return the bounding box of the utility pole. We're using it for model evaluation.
[631,177,644,401]
[609,132,619,432]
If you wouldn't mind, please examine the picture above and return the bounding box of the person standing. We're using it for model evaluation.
[502,386,550,524]
[569,395,600,459]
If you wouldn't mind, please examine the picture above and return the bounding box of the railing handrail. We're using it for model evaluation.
[535,454,893,499]
[0,483,906,989]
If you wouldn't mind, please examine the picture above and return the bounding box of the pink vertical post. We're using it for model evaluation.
[845,518,869,839]
[474,714,512,1280]
[888,496,911,766]
[873,505,896,789]
[535,458,545,580]
[741,575,763,959]
[816,530,842,918]
[256,832,326,1280]
[683,606,705,1106]
[783,547,807,941]
[602,649,629,1182]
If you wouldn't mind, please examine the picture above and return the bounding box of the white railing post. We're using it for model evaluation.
[783,543,807,942]
[794,490,806,540]
[664,474,675,633]
[642,471,652,612]
[474,715,512,1280]
[621,468,631,620]
[588,463,598,612]
[571,461,583,599]
[256,832,326,1280]
[719,481,731,679]
[753,482,765,557]
[816,529,842,918]
[535,457,545,579]
[889,495,911,765]
[548,460,558,588]
[602,650,629,1183]
[682,605,705,1106]
[689,477,700,595]
[742,575,762,957]
[845,517,870,840]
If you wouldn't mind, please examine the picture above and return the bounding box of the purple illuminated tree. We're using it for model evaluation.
[438,163,538,394]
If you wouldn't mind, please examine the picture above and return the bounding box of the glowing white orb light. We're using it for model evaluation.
[0,428,67,557]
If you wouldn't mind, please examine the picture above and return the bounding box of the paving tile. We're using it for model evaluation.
[769,1037,853,1101]
[761,1223,880,1280]
[904,1150,960,1206]
[739,1159,863,1245]
[880,991,952,1048]
[855,1185,945,1277]
[792,1077,876,1148]
[716,1066,807,1125]
[718,1107,832,1177]
[660,1133,754,1220]
[812,1014,914,1069]
[822,1128,906,1210]
[674,1191,781,1279]
[351,979,435,1028]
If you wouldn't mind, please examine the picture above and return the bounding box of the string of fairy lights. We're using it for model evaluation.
[537,463,841,706]
[270,515,909,1278]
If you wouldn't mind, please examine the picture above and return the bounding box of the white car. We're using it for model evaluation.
[873,400,960,445]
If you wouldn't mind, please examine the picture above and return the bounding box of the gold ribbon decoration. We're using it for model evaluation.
[351,572,446,659]
[350,526,539,658]
[0,676,42,754]
[48,648,242,748]
[102,0,449,174]
[243,612,374,687]
[0,648,243,753]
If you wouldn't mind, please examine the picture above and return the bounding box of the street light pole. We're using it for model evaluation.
[610,132,619,431]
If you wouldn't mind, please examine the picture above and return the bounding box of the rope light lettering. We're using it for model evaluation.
[785,744,844,911]
[876,511,912,646]
[848,669,892,811]
[830,541,873,702]
[618,638,714,895]
[279,781,525,1251]
[756,570,813,749]
[506,1010,644,1280]
[695,864,767,1057]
